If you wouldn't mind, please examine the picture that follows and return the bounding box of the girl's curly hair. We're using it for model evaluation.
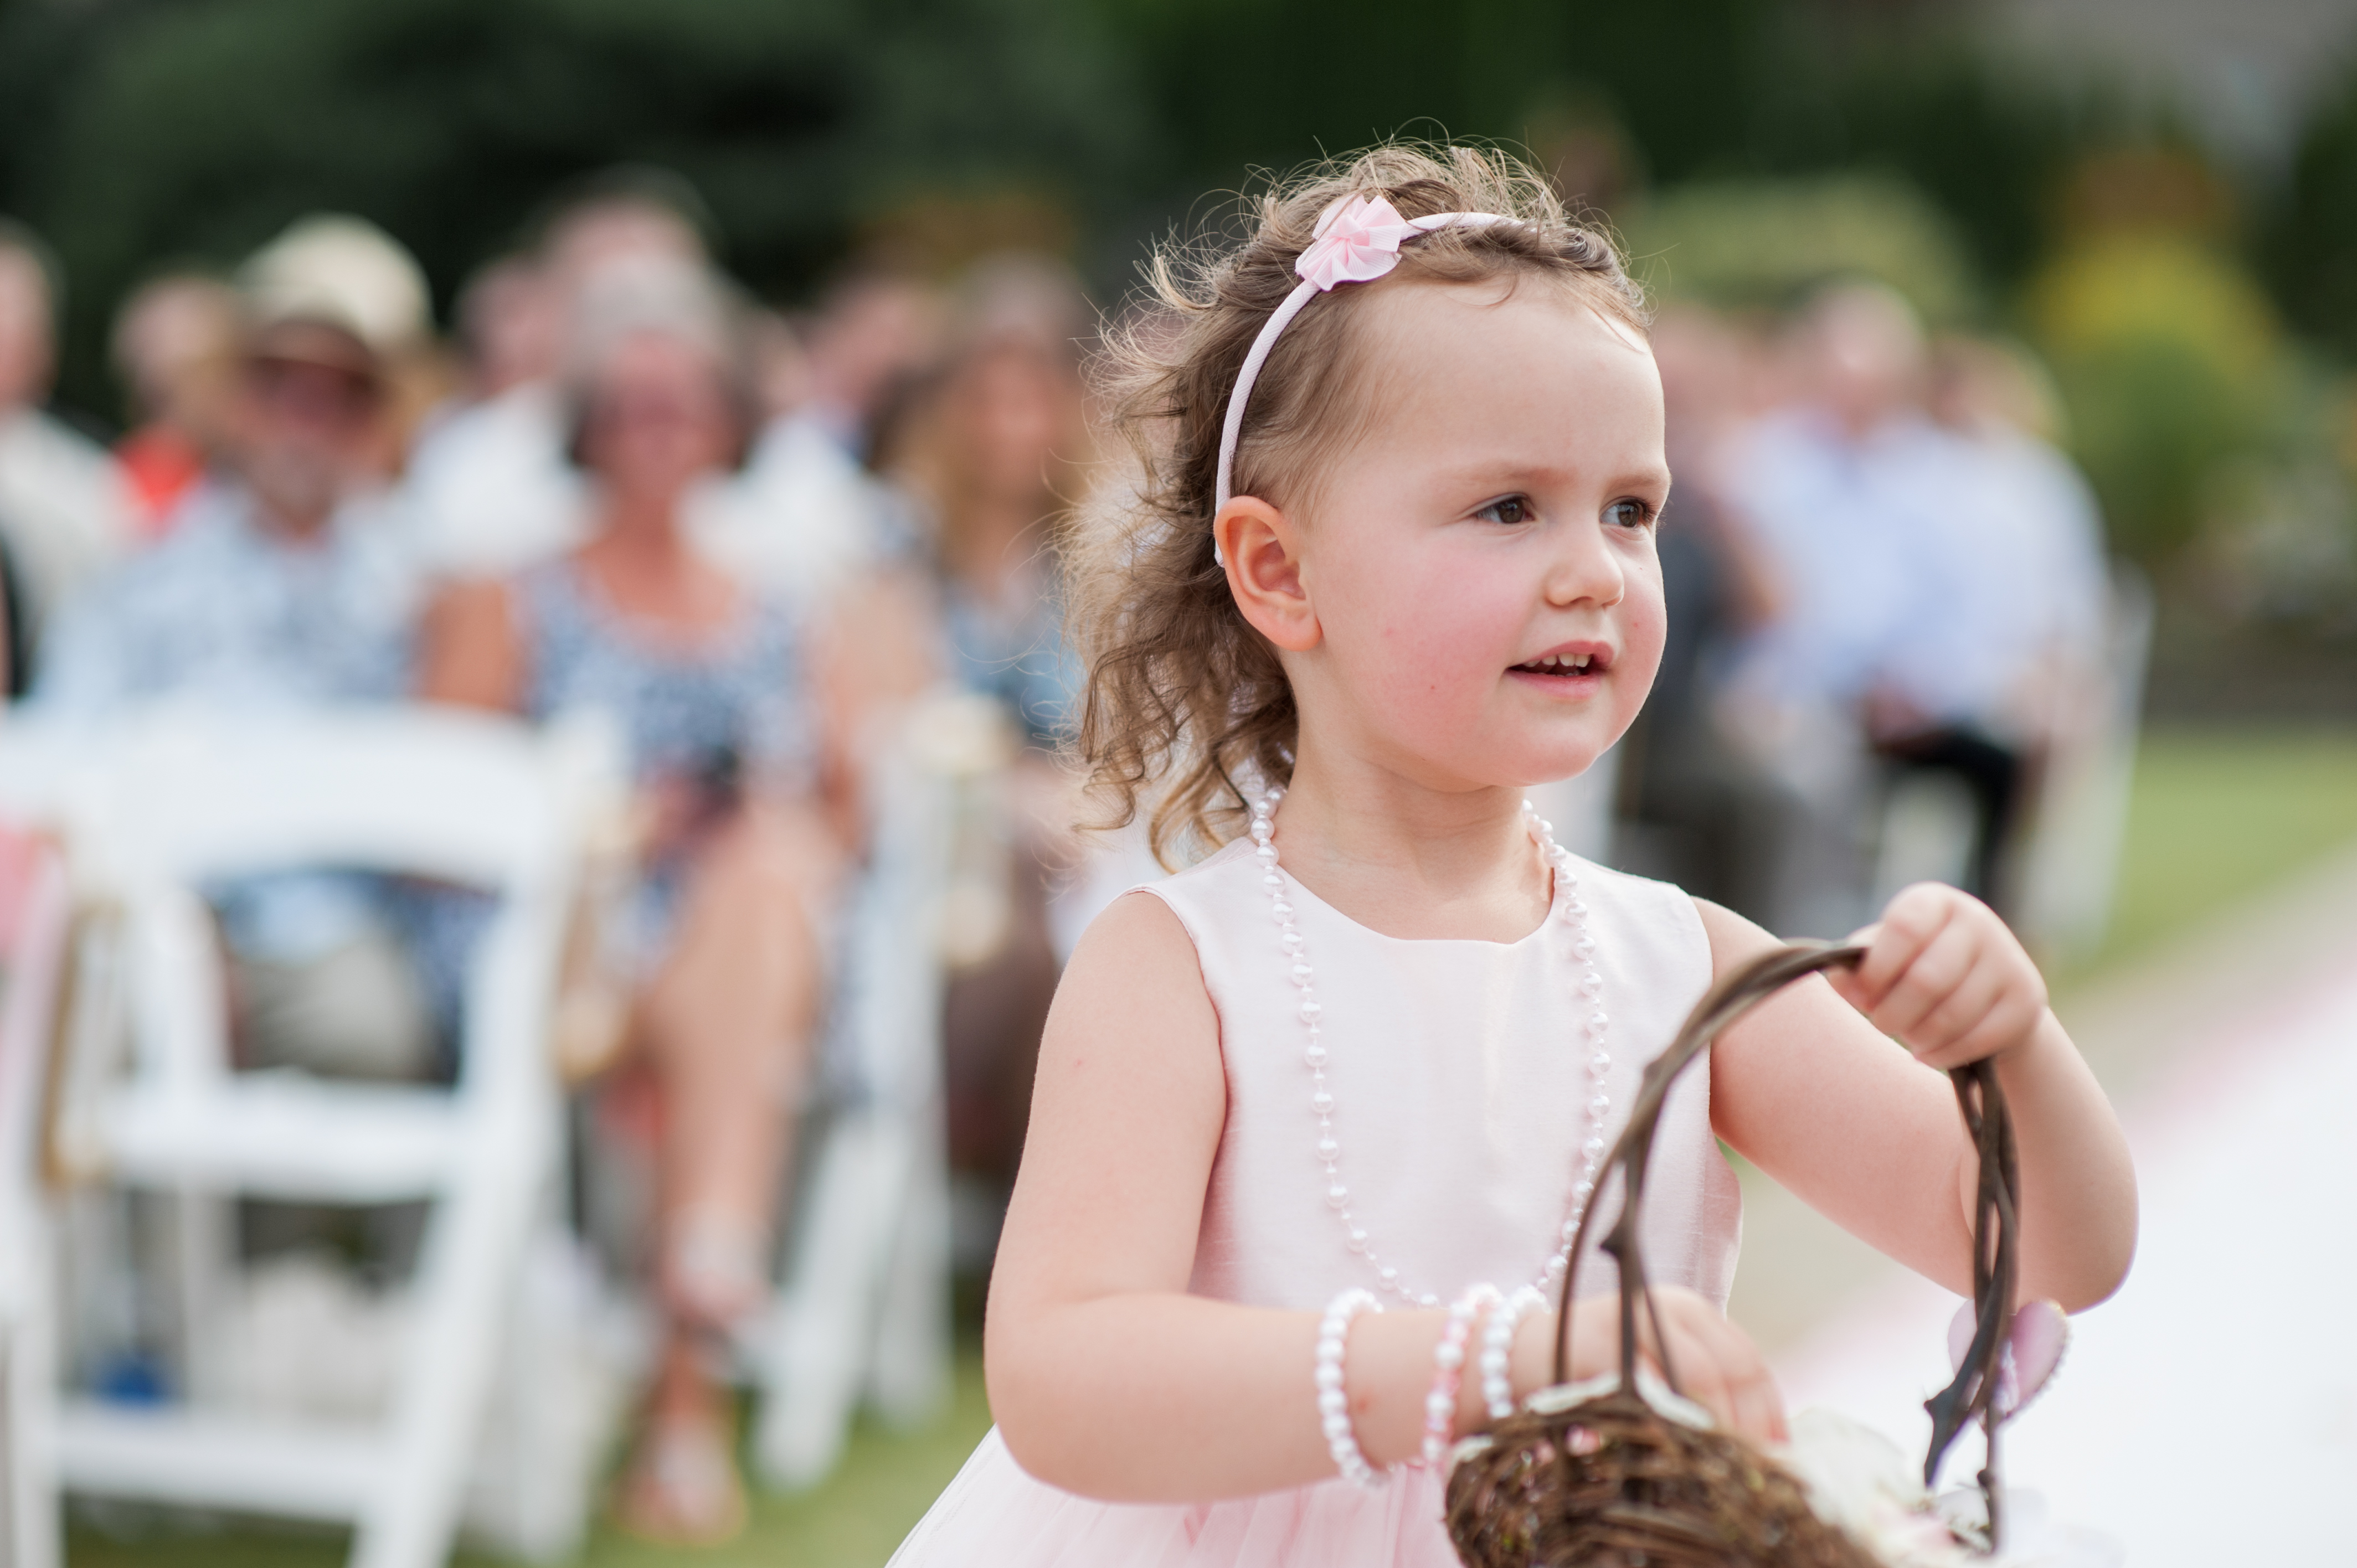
[1069,143,1647,868]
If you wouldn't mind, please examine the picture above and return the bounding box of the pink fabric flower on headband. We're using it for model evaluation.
[1295,195,1421,291]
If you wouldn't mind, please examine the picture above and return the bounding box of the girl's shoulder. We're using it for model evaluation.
[1123,836,1258,945]
[1562,851,1705,920]
[1560,854,1714,977]
[1157,835,1260,886]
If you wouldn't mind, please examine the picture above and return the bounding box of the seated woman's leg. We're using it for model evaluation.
[619,800,835,1543]
[642,800,835,1313]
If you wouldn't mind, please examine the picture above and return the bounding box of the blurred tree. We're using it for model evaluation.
[1087,0,2112,295]
[0,0,1150,420]
[1618,173,1978,321]
[0,0,136,394]
[2268,56,2357,361]
[1087,0,1784,199]
[2027,232,2292,559]
[0,0,2198,429]
[1751,21,2117,288]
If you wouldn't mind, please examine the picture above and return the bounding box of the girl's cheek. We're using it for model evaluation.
[1626,575,1670,661]
[1615,586,1670,716]
[1331,548,1519,719]
[1384,579,1515,689]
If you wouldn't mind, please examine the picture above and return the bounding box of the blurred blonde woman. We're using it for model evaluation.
[420,259,843,1544]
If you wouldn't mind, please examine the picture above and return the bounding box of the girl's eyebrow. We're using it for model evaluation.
[1434,458,1673,494]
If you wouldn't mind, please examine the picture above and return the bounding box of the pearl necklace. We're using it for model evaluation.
[1249,789,1613,1309]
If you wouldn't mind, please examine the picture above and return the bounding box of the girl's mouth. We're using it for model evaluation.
[1509,645,1613,684]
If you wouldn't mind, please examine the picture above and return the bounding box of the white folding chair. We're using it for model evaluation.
[2016,565,2155,958]
[750,690,991,1490]
[0,833,76,1568]
[20,706,614,1568]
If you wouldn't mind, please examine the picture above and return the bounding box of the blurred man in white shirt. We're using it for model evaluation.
[1716,283,1951,930]
[1723,285,2102,916]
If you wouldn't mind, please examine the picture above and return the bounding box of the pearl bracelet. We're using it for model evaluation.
[1315,1287,1385,1488]
[1481,1285,1546,1422]
[1423,1283,1500,1466]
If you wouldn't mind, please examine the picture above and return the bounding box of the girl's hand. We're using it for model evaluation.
[1825,883,2050,1070]
[1543,1285,1785,1445]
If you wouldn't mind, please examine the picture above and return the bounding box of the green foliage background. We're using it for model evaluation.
[0,0,2169,412]
[0,0,1155,412]
[3,0,2356,572]
[2269,54,2357,362]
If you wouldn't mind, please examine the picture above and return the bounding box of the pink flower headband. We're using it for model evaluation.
[1214,193,1516,514]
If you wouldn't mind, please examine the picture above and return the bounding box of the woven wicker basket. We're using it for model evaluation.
[1443,941,2024,1567]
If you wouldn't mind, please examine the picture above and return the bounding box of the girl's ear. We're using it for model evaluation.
[1217,496,1320,653]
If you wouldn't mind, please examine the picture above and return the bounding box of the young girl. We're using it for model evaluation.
[891,145,2136,1566]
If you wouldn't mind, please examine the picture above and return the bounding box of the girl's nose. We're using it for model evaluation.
[1543,519,1628,610]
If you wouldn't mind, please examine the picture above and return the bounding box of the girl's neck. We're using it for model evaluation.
[1268,750,1552,944]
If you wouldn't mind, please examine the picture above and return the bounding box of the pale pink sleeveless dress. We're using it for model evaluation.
[890,838,1742,1567]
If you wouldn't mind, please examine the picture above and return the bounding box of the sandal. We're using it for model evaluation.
[614,1404,749,1547]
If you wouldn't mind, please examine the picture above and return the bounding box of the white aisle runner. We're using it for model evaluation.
[1773,961,2357,1565]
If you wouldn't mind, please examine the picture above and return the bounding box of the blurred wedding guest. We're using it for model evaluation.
[0,219,133,684]
[417,259,841,1546]
[692,264,940,615]
[1715,281,1951,933]
[1612,305,1785,919]
[876,256,1088,1197]
[457,254,562,402]
[245,216,442,483]
[403,173,707,577]
[399,252,577,574]
[110,271,242,539]
[797,265,943,462]
[1925,334,2109,722]
[747,306,812,421]
[36,214,436,1081]
[1876,335,2111,905]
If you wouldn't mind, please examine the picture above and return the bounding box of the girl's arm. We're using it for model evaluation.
[987,890,1783,1504]
[1702,886,2135,1312]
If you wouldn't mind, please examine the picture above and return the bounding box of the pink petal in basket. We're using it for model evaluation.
[1946,1299,2069,1420]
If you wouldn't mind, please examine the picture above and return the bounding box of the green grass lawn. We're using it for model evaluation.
[549,1356,997,1568]
[68,1355,999,1568]
[63,723,2357,1567]
[553,1354,998,1568]
[2068,725,2357,974]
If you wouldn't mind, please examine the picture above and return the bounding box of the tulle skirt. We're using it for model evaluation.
[889,1427,1464,1567]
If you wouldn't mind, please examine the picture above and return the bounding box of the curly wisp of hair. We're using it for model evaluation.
[1066,142,1649,868]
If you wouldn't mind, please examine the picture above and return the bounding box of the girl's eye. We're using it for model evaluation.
[1474,495,1532,525]
[1604,498,1657,531]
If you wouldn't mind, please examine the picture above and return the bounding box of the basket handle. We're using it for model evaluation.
[1546,938,2021,1504]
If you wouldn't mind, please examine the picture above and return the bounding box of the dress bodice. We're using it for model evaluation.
[888,831,1745,1568]
[1141,835,1741,1316]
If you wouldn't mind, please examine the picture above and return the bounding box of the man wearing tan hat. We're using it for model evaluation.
[37,214,440,1081]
